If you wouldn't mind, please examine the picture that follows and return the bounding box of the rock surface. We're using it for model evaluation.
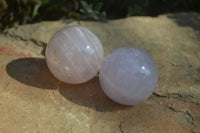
[0,12,200,133]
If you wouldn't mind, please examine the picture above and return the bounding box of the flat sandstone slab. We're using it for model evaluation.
[0,13,200,133]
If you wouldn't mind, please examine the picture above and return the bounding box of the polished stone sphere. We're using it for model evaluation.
[46,26,104,84]
[99,46,158,105]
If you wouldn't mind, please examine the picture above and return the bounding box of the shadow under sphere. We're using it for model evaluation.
[6,58,129,112]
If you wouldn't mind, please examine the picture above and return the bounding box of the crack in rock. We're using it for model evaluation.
[119,122,124,133]
[167,106,194,126]
[152,92,200,105]
[4,32,46,47]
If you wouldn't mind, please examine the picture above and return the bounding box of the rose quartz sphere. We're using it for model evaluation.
[99,47,158,105]
[46,26,104,84]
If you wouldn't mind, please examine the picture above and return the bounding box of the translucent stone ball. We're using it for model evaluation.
[99,47,158,105]
[46,26,104,84]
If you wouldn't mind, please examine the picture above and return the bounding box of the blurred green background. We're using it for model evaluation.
[0,0,200,31]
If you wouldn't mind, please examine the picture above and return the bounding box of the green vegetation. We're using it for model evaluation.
[79,1,107,22]
[0,0,200,31]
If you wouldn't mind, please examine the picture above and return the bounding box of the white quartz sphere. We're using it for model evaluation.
[99,47,158,105]
[46,26,104,84]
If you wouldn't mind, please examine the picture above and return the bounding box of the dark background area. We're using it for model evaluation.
[0,0,200,31]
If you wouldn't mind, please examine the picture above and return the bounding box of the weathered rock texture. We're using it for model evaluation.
[0,12,200,133]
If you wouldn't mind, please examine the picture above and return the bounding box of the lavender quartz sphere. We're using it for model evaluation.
[99,47,158,105]
[46,26,103,84]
